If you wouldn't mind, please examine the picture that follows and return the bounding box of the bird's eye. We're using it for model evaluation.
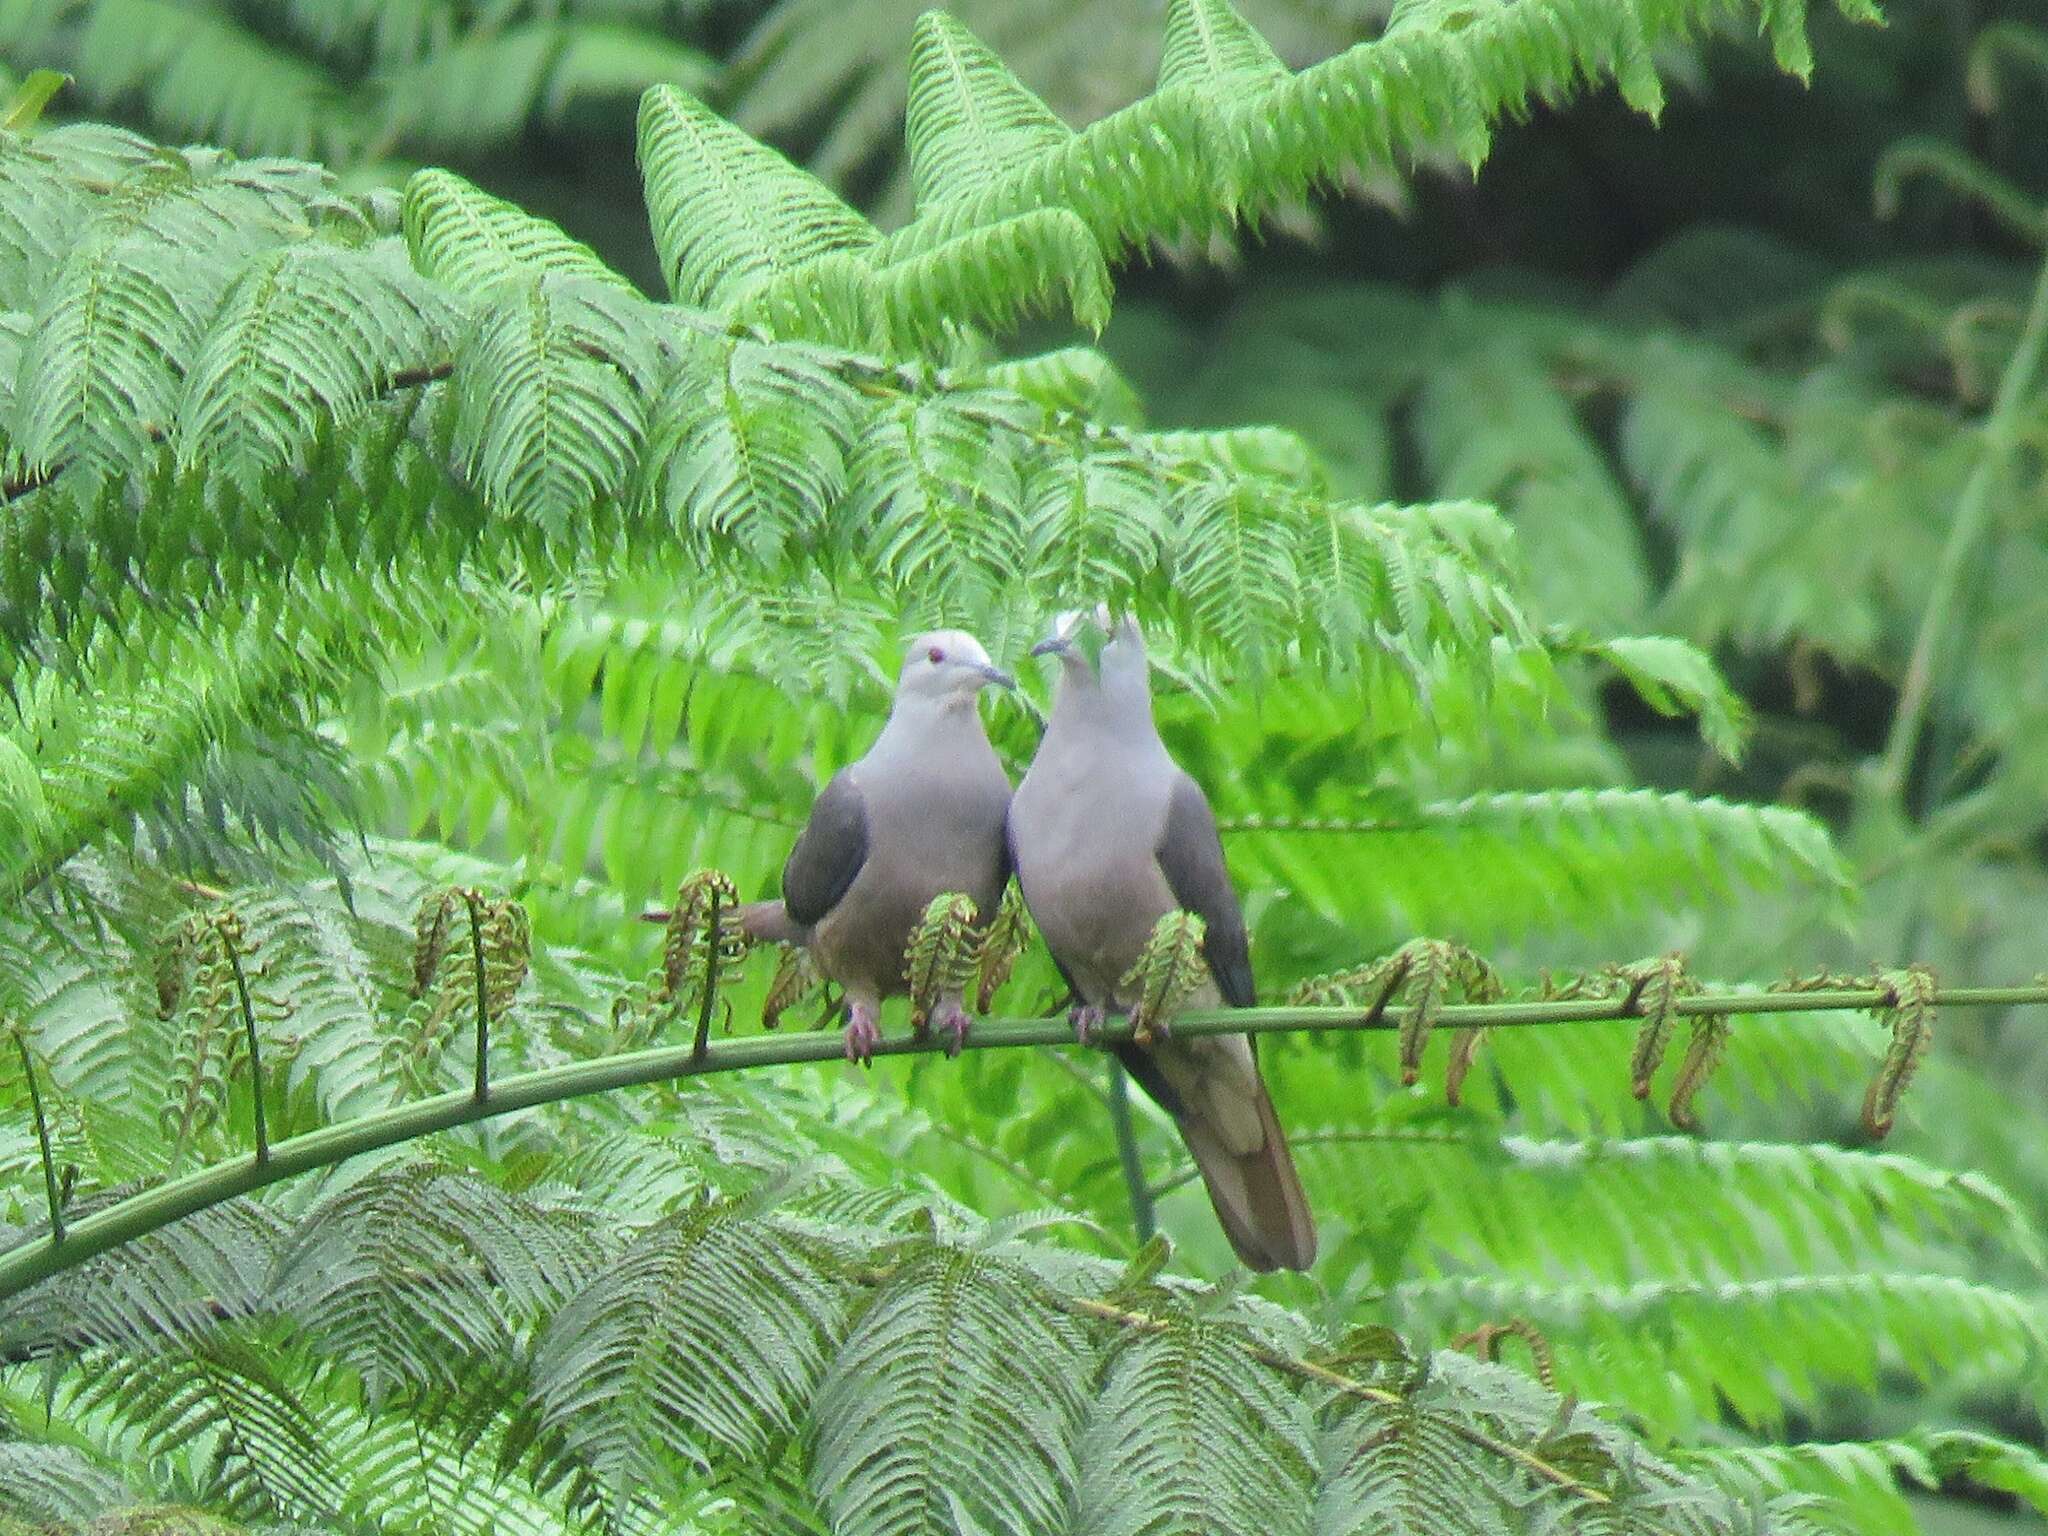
[927,646,945,664]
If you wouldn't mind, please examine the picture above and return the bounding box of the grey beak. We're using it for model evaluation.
[1029,637,1070,658]
[977,663,1017,689]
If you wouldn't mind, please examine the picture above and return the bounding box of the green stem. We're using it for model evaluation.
[1106,1063,1156,1243]
[5,982,2047,1303]
[692,889,722,1062]
[10,1030,61,1246]
[220,929,267,1165]
[466,892,490,1103]
[1877,246,2048,801]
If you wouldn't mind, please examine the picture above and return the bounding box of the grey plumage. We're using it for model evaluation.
[1008,610,1316,1272]
[742,630,1015,1062]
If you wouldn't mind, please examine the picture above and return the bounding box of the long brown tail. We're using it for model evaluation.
[1122,1035,1316,1272]
[1178,1081,1317,1272]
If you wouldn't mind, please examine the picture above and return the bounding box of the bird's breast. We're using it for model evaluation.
[1012,762,1175,1003]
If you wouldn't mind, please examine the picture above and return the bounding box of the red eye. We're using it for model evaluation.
[927,646,945,663]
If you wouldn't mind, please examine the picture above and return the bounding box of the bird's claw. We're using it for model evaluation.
[843,1005,882,1067]
[1069,1002,1107,1045]
[935,1003,972,1058]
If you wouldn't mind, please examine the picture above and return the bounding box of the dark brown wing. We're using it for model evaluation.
[780,770,869,926]
[1156,773,1254,1009]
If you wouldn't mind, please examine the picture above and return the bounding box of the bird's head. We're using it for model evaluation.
[895,629,1014,705]
[1029,605,1145,682]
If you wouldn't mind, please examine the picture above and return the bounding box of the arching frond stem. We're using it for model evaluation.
[219,920,268,1164]
[9,1026,62,1246]
[465,889,490,1102]
[4,980,2046,1301]
[1106,1063,1156,1243]
[1878,246,2048,799]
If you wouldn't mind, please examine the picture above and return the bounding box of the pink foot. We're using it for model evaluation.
[934,1002,972,1057]
[1070,1002,1106,1045]
[843,1003,881,1066]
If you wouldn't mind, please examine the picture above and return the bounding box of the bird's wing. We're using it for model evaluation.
[780,769,870,926]
[1155,772,1255,1009]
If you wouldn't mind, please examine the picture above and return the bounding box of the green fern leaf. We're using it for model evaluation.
[71,0,346,160]
[867,207,1113,345]
[271,1165,602,1410]
[1076,1306,1314,1534]
[1020,444,1166,601]
[644,334,863,566]
[450,272,666,533]
[12,153,292,477]
[178,237,451,494]
[844,392,1025,611]
[533,1179,852,1499]
[1158,0,1290,93]
[402,167,624,297]
[807,1244,1087,1534]
[637,83,877,312]
[980,346,1145,425]
[1572,634,1753,763]
[904,11,1073,215]
[0,1440,129,1523]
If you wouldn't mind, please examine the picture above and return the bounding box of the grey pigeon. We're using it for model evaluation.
[1008,609,1316,1272]
[741,630,1015,1064]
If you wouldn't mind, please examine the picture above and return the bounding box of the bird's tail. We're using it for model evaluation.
[736,900,806,946]
[1123,1035,1316,1272]
[642,899,808,947]
[1178,1082,1317,1272]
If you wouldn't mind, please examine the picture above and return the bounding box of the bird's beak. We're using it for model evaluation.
[1029,637,1070,658]
[976,663,1016,689]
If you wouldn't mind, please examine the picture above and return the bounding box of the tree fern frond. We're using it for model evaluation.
[403,166,625,296]
[178,236,451,494]
[644,334,864,567]
[0,1436,129,1523]
[451,272,666,533]
[1019,441,1167,603]
[1227,788,1851,942]
[270,1165,603,1408]
[1166,471,1305,674]
[1280,1128,2026,1294]
[533,1180,852,1501]
[65,1329,347,1519]
[638,83,877,311]
[1568,635,1753,763]
[807,1245,1087,1535]
[315,1399,584,1536]
[1390,1270,2046,1434]
[220,884,397,1123]
[1415,338,1652,636]
[379,22,713,154]
[12,150,298,478]
[903,11,1074,216]
[0,123,155,312]
[1075,1304,1314,1535]
[0,1201,284,1362]
[844,392,1026,613]
[867,208,1113,346]
[70,0,347,161]
[981,346,1145,425]
[1160,0,1293,98]
[3,597,359,906]
[1689,1431,2048,1536]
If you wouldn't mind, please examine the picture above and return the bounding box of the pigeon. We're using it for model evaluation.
[740,630,1015,1064]
[1008,609,1316,1271]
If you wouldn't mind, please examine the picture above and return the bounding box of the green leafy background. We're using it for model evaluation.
[0,0,2045,1532]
